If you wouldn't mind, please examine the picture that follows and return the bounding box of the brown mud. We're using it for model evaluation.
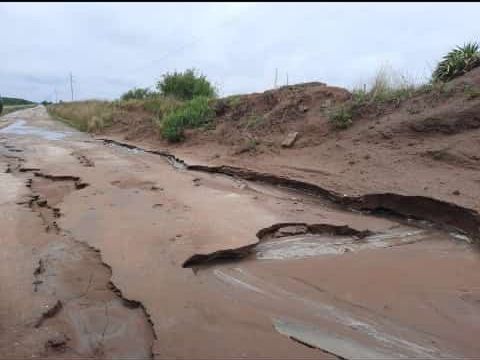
[1,101,480,359]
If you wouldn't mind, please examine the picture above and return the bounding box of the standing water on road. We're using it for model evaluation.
[0,119,73,141]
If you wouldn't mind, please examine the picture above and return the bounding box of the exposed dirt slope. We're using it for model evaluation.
[96,69,480,216]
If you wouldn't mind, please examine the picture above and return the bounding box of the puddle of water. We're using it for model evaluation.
[255,229,428,261]
[212,267,453,359]
[0,120,71,141]
[273,318,393,359]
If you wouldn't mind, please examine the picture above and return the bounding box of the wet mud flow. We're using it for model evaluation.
[1,107,480,359]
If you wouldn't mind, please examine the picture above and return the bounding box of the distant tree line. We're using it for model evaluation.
[1,97,35,106]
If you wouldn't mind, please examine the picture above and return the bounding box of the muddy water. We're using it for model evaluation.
[0,119,73,140]
[2,107,480,359]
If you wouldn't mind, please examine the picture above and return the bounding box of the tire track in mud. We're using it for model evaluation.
[1,151,156,359]
[100,138,480,242]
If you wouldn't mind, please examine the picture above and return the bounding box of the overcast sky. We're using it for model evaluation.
[2,2,480,102]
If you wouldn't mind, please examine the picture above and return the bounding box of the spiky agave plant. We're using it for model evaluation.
[433,42,480,82]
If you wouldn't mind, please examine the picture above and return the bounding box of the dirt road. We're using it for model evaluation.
[1,106,479,359]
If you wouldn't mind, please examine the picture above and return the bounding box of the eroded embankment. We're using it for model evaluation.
[1,149,156,359]
[100,138,480,242]
[183,223,372,268]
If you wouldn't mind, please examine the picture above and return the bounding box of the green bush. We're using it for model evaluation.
[161,96,214,142]
[157,69,217,100]
[432,42,480,82]
[121,87,154,101]
[0,98,3,114]
[142,96,182,118]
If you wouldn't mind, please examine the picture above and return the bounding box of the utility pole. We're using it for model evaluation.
[274,68,278,89]
[69,72,74,101]
[286,72,289,86]
[54,88,58,103]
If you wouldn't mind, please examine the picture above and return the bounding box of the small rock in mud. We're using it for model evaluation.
[153,203,163,208]
[281,132,299,148]
[453,190,461,195]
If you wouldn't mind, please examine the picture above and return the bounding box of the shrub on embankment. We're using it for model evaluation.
[160,96,215,142]
[48,69,218,141]
[328,41,480,130]
[433,42,480,82]
[157,68,217,100]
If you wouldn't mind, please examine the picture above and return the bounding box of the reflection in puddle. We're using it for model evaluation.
[0,120,72,141]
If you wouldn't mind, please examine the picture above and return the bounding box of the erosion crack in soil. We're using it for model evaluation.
[2,153,156,358]
[183,222,372,268]
[100,138,480,241]
[3,105,480,359]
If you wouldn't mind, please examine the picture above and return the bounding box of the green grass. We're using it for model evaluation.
[328,66,419,130]
[160,96,214,142]
[328,106,353,129]
[47,101,114,132]
[244,114,265,130]
[1,104,36,116]
[1,97,35,106]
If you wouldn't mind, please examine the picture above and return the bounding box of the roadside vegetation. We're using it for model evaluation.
[47,42,479,138]
[0,97,37,116]
[48,100,114,132]
[432,42,480,82]
[48,68,218,141]
[329,41,480,129]
[157,69,217,100]
[160,96,214,142]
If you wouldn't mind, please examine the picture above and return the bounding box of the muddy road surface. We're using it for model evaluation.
[1,106,480,359]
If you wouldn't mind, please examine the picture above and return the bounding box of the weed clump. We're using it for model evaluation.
[161,96,214,142]
[433,42,480,82]
[48,101,114,132]
[328,65,418,130]
[328,106,353,129]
